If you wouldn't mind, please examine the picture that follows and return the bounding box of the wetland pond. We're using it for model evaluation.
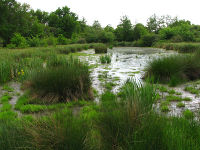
[79,47,200,117]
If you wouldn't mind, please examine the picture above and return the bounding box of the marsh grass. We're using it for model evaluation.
[0,43,101,84]
[94,44,108,54]
[155,42,200,53]
[145,53,200,86]
[1,80,200,149]
[28,57,93,103]
[99,55,111,64]
[176,102,185,108]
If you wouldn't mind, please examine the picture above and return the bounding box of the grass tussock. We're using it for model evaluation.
[28,57,92,103]
[145,52,200,86]
[94,44,108,54]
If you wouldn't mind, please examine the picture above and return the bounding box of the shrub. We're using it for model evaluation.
[29,57,93,103]
[57,34,68,45]
[94,44,107,53]
[141,33,159,47]
[28,36,40,47]
[10,33,29,48]
[45,36,57,46]
[77,38,86,44]
[6,44,16,49]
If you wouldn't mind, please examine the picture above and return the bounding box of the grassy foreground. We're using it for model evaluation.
[0,80,200,150]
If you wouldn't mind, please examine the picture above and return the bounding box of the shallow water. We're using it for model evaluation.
[81,47,176,94]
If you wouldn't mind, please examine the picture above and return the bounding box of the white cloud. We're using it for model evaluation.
[17,0,200,27]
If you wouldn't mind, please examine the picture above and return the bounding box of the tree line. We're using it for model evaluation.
[1,0,200,48]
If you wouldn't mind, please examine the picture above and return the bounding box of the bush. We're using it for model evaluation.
[57,34,68,45]
[28,36,40,47]
[94,44,107,53]
[10,33,29,48]
[141,33,159,47]
[77,38,87,44]
[29,57,93,103]
[6,44,16,49]
[45,36,57,46]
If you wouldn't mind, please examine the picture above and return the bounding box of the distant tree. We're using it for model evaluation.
[115,16,134,41]
[133,23,148,41]
[48,6,79,38]
[30,9,49,24]
[0,0,34,46]
[147,14,177,33]
[104,25,115,33]
[159,20,194,41]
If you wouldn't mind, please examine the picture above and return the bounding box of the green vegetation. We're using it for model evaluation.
[183,109,194,119]
[94,44,108,53]
[99,55,111,64]
[2,85,14,92]
[1,0,200,50]
[177,102,185,108]
[145,53,200,86]
[0,79,200,149]
[29,57,92,103]
[165,95,191,102]
[166,95,182,101]
[184,86,199,95]
[1,0,200,149]
[155,42,200,53]
[161,105,170,112]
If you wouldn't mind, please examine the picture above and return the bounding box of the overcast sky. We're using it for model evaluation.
[16,0,200,28]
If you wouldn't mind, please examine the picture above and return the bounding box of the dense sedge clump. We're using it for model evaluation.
[145,52,200,86]
[29,57,93,103]
[94,44,108,54]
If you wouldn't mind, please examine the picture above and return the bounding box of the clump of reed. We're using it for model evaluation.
[94,44,108,54]
[99,55,111,64]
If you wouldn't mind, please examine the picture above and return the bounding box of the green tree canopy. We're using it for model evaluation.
[115,16,134,41]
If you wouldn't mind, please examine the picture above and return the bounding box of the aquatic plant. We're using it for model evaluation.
[100,55,111,64]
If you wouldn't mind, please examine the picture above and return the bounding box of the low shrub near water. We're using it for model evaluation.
[28,57,93,103]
